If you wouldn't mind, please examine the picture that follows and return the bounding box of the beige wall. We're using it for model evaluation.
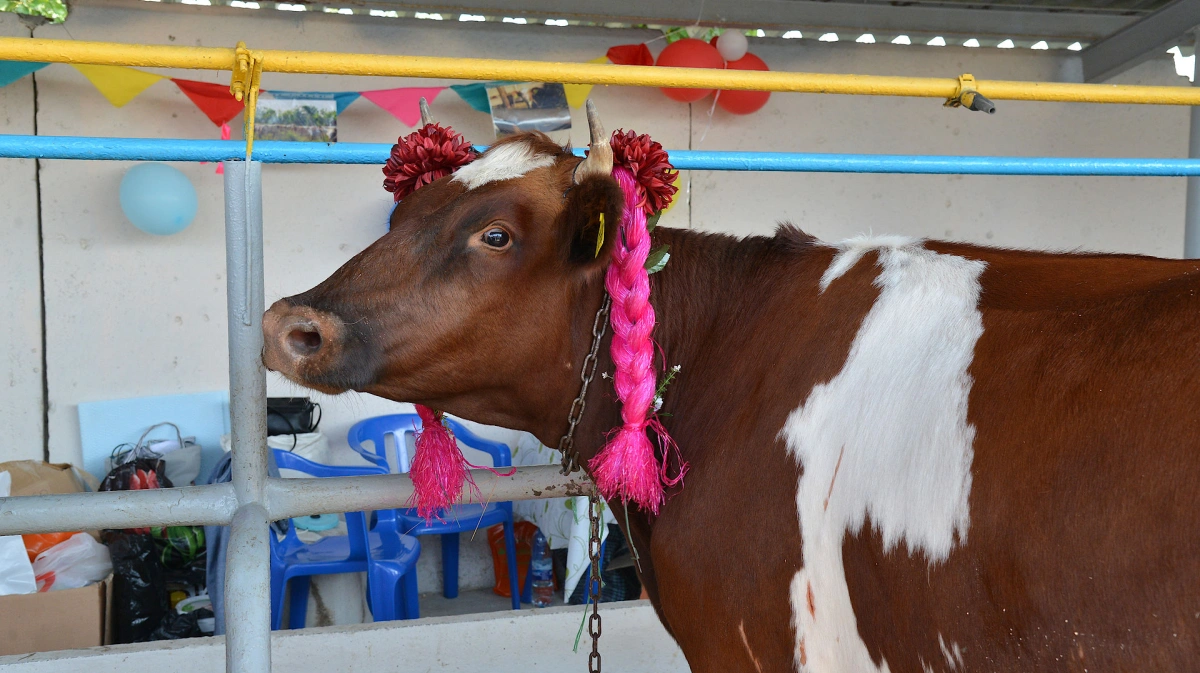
[0,15,43,463]
[691,40,1190,252]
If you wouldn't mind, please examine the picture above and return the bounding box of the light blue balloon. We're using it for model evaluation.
[119,163,198,236]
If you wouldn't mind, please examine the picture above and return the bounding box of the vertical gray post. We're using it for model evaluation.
[225,159,269,506]
[1185,38,1200,258]
[223,160,271,673]
[226,503,272,673]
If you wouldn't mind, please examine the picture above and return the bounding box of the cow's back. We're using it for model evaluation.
[846,242,1200,673]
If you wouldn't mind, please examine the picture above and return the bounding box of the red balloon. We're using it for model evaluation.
[655,38,724,103]
[718,52,771,115]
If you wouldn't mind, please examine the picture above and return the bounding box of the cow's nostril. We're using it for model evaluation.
[287,326,322,356]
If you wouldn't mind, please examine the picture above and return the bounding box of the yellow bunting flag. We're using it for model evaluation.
[564,56,609,109]
[72,65,165,108]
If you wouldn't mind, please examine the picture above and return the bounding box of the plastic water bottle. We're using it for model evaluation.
[530,529,554,608]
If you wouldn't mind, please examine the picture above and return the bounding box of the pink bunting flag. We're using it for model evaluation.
[362,86,446,127]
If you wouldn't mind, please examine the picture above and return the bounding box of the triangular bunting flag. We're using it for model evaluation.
[606,44,654,67]
[332,92,362,114]
[564,56,609,109]
[362,86,446,127]
[449,82,494,114]
[172,78,245,127]
[73,64,164,108]
[0,61,49,88]
[264,90,361,114]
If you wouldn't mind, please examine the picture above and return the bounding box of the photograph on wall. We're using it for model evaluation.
[485,82,571,137]
[255,97,338,142]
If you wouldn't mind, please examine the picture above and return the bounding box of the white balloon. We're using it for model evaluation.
[716,31,749,62]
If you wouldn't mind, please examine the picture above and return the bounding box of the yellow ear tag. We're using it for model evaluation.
[594,213,606,258]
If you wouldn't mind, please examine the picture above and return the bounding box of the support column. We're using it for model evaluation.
[223,159,271,673]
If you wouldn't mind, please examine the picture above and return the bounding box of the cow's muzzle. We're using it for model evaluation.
[262,299,348,386]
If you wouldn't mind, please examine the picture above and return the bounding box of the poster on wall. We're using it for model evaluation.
[255,97,338,142]
[485,82,571,137]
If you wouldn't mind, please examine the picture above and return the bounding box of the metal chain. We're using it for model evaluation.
[588,495,603,673]
[558,294,612,475]
[554,293,611,670]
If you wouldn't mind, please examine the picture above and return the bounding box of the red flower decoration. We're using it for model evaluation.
[608,129,679,215]
[383,123,476,203]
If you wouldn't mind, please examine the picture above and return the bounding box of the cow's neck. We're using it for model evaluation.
[557,225,801,606]
[570,225,792,466]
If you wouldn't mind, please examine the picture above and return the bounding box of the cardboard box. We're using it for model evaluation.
[0,575,112,656]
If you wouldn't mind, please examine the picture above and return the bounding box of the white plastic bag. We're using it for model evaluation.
[32,532,112,592]
[0,471,37,596]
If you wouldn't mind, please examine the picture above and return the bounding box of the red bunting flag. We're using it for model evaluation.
[606,44,654,67]
[362,86,446,127]
[171,79,245,127]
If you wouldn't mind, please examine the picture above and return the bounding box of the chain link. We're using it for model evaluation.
[588,495,603,673]
[554,294,611,671]
[558,294,612,475]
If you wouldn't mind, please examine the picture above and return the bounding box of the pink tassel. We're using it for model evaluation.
[409,404,474,523]
[589,167,678,515]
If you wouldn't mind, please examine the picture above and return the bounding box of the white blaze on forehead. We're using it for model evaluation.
[451,139,557,190]
[785,237,985,673]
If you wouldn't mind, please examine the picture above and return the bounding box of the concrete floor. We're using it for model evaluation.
[418,588,528,618]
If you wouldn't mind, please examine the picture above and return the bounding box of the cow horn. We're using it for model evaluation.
[574,99,613,183]
[419,97,433,127]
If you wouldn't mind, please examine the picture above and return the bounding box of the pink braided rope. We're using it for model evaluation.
[589,167,673,515]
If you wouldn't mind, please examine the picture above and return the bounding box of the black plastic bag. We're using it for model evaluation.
[153,606,213,640]
[99,457,173,493]
[103,531,170,644]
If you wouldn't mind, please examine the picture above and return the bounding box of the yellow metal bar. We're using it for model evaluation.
[0,38,234,70]
[2,36,1199,106]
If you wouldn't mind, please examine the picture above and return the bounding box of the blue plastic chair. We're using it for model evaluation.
[269,449,422,628]
[347,413,522,610]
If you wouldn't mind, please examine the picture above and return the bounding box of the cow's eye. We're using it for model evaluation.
[483,228,511,248]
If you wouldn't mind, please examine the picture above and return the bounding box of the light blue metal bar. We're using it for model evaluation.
[2,134,1200,175]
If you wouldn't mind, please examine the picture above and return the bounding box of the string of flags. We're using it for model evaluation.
[0,40,769,157]
[0,55,610,130]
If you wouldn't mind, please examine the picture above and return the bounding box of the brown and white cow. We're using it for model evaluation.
[262,111,1200,672]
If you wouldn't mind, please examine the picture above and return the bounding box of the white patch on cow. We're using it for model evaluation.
[938,634,962,671]
[819,234,917,292]
[452,140,556,190]
[785,237,985,673]
[739,621,764,673]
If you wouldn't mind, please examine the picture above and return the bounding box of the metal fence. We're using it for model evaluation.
[1,35,1198,673]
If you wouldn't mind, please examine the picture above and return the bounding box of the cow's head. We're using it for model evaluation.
[262,105,624,441]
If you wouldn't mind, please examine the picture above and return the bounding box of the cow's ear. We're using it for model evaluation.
[560,171,623,269]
